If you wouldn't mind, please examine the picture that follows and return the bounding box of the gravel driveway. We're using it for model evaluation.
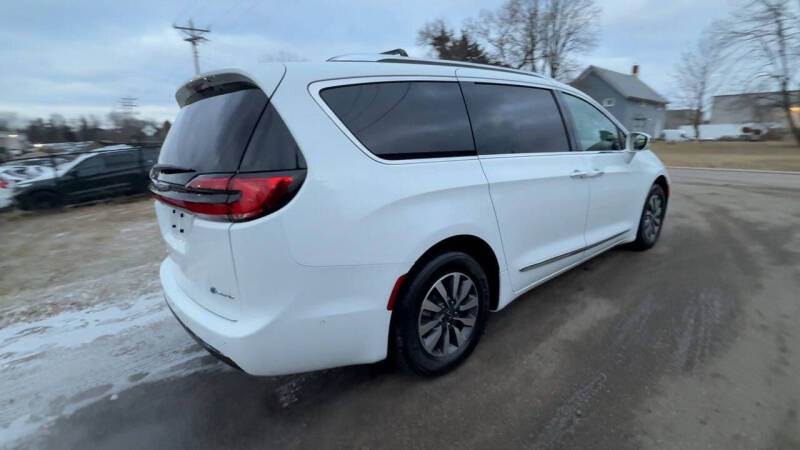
[1,169,798,449]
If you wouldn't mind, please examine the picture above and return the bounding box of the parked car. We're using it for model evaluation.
[661,129,689,142]
[0,162,58,208]
[151,55,670,377]
[12,146,159,209]
[1,164,55,182]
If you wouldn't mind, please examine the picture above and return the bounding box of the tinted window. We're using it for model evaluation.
[142,147,159,164]
[321,82,474,160]
[158,88,267,173]
[240,104,306,172]
[104,151,138,169]
[461,83,570,155]
[562,94,624,151]
[73,157,105,177]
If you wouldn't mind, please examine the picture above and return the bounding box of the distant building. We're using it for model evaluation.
[664,109,700,130]
[570,65,668,137]
[710,91,800,126]
[0,131,29,159]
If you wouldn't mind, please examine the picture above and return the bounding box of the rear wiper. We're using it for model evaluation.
[152,164,196,174]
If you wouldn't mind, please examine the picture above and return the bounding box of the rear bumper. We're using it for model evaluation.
[160,257,400,376]
[164,299,242,371]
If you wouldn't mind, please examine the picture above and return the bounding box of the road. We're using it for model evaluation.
[2,168,799,449]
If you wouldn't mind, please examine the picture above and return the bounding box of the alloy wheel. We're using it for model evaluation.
[642,192,664,243]
[417,272,480,358]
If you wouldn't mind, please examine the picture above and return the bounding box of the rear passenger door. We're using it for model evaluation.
[459,79,591,292]
[103,151,143,195]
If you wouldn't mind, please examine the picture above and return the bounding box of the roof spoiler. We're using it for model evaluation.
[175,71,259,107]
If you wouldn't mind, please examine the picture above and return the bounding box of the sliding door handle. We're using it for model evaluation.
[570,170,587,179]
[585,169,605,178]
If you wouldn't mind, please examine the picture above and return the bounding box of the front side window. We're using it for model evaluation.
[563,94,625,151]
[460,83,570,155]
[320,81,474,160]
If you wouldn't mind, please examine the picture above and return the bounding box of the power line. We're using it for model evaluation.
[173,19,210,75]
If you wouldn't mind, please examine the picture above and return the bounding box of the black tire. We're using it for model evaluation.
[392,251,490,377]
[631,184,667,251]
[25,191,60,210]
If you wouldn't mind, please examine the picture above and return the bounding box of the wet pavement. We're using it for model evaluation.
[1,169,799,449]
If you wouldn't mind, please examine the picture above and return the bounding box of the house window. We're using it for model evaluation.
[602,98,615,107]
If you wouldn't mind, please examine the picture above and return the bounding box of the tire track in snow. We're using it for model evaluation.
[533,372,608,450]
[673,287,731,372]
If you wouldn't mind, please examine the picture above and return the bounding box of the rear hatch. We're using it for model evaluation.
[152,69,306,320]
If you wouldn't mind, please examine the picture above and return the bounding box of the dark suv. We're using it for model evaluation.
[13,146,159,209]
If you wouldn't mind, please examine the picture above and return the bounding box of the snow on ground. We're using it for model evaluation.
[0,291,225,448]
[0,199,227,448]
[0,190,11,209]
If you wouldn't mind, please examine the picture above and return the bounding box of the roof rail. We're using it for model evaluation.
[326,53,546,79]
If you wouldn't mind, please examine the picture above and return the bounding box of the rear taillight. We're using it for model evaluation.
[152,171,304,222]
[0,180,7,189]
[228,176,293,221]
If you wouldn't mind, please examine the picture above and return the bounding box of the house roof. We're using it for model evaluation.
[572,65,668,105]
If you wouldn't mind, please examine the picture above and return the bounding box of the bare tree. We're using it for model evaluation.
[466,0,531,69]
[717,0,800,145]
[539,0,600,79]
[673,31,723,139]
[465,0,598,79]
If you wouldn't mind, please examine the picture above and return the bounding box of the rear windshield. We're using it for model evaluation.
[320,81,475,160]
[158,88,267,173]
[239,103,306,172]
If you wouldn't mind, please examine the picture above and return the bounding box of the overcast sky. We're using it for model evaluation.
[1,0,734,125]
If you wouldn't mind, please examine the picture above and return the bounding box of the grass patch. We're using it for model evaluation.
[651,141,800,171]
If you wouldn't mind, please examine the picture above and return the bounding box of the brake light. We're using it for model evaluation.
[152,172,302,222]
[187,176,231,190]
[229,176,293,221]
[0,180,7,189]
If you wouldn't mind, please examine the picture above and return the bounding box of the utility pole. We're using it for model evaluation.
[119,97,138,119]
[173,19,210,75]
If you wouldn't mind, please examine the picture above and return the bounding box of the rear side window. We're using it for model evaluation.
[104,151,139,169]
[239,104,306,172]
[158,88,267,173]
[141,147,159,165]
[461,83,570,155]
[320,81,474,160]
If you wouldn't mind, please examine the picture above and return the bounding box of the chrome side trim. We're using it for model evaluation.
[519,229,630,272]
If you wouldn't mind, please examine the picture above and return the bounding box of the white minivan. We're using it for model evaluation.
[152,53,670,377]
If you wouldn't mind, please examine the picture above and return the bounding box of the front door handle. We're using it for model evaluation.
[570,170,587,179]
[585,169,605,178]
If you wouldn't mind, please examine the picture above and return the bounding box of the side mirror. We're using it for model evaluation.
[630,132,651,151]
